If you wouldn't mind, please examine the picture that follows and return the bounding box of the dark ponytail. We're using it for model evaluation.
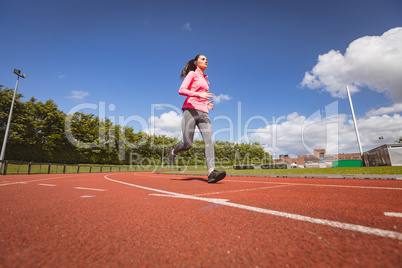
[180,54,203,79]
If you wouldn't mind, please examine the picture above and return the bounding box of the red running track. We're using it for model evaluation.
[0,172,401,267]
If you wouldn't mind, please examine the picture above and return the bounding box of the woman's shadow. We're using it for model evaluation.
[171,177,208,182]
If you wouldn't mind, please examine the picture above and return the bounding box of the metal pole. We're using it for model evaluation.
[161,136,164,168]
[0,76,20,172]
[346,86,363,157]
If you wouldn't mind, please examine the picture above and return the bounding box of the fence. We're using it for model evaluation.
[0,160,182,175]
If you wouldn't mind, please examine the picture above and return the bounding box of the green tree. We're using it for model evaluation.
[0,87,25,142]
[66,112,119,164]
[1,87,273,166]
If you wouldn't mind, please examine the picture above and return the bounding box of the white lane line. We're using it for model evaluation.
[81,195,95,198]
[104,175,402,240]
[38,183,56,187]
[74,187,106,192]
[224,180,402,191]
[384,212,402,218]
[194,185,292,197]
[150,193,229,203]
[0,175,79,187]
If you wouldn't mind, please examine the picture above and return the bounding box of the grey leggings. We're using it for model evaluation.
[173,108,215,170]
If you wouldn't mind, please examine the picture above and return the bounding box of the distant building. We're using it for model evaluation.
[275,149,361,168]
[362,144,402,166]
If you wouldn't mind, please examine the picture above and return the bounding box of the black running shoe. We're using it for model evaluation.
[168,149,176,165]
[207,170,226,183]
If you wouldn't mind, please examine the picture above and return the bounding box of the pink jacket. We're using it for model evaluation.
[178,68,210,113]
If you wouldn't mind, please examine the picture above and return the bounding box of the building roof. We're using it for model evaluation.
[364,143,402,154]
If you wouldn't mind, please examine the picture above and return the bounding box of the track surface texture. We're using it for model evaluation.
[1,172,401,267]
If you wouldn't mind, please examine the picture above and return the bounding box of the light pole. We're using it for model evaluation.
[346,86,363,157]
[161,136,165,169]
[0,69,27,172]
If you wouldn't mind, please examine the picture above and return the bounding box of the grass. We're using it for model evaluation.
[165,166,402,176]
[1,163,401,176]
[227,166,402,175]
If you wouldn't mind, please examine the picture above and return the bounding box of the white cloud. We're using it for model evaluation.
[366,103,402,116]
[66,90,89,100]
[147,108,402,159]
[249,112,402,158]
[301,27,402,102]
[146,111,183,138]
[213,94,232,104]
[58,74,66,79]
[182,22,192,32]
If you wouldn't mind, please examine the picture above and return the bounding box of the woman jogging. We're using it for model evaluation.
[168,54,226,183]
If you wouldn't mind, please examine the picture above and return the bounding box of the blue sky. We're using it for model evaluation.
[1,0,402,158]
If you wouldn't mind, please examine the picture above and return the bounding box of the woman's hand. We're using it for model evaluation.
[199,92,214,99]
[207,100,214,110]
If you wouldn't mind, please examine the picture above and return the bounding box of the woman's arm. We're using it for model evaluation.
[178,72,199,97]
[178,72,214,99]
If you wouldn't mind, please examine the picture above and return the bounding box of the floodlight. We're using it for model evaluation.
[13,69,26,78]
[0,69,27,172]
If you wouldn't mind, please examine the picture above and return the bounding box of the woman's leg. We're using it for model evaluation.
[173,109,197,154]
[197,111,226,183]
[197,113,215,172]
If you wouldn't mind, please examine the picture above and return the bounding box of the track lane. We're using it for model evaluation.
[105,174,402,239]
[0,172,401,267]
